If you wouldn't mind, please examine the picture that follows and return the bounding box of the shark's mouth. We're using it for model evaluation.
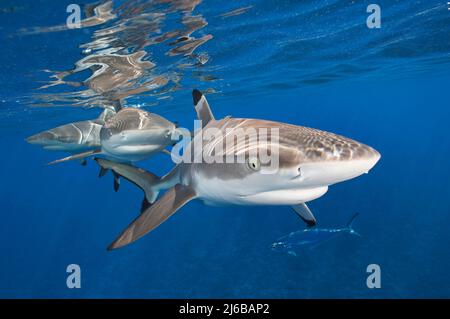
[236,186,329,206]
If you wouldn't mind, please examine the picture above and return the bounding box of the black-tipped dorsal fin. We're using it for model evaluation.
[192,89,215,128]
[108,184,197,250]
[292,203,317,227]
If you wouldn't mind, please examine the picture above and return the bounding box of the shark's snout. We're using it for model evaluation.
[361,147,381,171]
[299,145,381,186]
[347,144,381,174]
[26,131,55,145]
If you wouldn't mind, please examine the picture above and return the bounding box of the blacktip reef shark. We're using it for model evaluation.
[96,107,181,193]
[33,107,181,165]
[98,107,180,162]
[96,89,381,250]
[271,213,361,256]
[26,108,115,165]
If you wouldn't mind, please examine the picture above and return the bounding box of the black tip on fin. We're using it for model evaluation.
[301,217,316,228]
[80,159,87,166]
[113,172,120,192]
[98,167,108,178]
[140,197,152,214]
[292,203,317,228]
[192,89,202,105]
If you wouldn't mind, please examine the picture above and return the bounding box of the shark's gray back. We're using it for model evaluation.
[178,117,378,184]
[199,118,378,162]
[100,108,174,140]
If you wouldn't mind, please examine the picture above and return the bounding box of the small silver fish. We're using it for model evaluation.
[271,213,361,256]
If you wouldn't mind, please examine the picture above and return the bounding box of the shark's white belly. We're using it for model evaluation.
[102,144,162,161]
[101,129,170,161]
[192,176,328,206]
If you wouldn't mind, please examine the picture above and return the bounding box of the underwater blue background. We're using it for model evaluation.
[1,0,450,298]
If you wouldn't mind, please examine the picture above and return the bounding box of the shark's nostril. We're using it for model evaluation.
[297,167,303,178]
[291,166,303,180]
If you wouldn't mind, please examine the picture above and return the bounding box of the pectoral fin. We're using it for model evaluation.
[108,184,197,250]
[292,203,317,227]
[47,149,101,165]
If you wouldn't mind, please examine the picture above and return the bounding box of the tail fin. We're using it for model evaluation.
[94,158,161,207]
[345,213,361,237]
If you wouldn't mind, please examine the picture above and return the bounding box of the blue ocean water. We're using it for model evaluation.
[1,0,450,298]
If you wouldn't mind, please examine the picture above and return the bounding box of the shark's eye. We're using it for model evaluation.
[247,157,261,171]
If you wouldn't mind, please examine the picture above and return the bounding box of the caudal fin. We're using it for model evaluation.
[94,158,161,206]
[345,213,361,236]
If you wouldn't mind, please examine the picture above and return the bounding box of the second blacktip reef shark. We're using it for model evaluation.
[99,107,180,162]
[27,107,180,165]
[96,89,381,250]
[26,108,115,165]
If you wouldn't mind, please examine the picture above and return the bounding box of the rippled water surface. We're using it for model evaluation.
[1,0,450,298]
